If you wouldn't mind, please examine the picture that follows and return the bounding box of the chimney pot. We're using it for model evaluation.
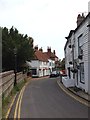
[53,50,56,55]
[39,47,43,52]
[47,46,51,53]
[76,13,85,27]
[34,45,38,51]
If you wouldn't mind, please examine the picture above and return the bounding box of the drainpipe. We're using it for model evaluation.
[72,44,75,79]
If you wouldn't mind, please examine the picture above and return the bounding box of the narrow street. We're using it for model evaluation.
[9,77,88,118]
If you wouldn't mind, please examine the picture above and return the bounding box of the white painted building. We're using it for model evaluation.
[64,13,90,94]
[64,30,75,80]
[26,46,57,77]
[26,60,50,77]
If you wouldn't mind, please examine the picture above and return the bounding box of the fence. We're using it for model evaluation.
[0,70,27,99]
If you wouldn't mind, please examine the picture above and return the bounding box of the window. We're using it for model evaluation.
[80,63,85,84]
[32,69,37,75]
[78,34,83,56]
[49,62,51,66]
[79,46,83,55]
[44,62,46,65]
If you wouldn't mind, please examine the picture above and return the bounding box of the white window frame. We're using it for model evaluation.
[80,62,85,84]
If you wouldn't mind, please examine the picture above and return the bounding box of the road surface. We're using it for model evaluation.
[9,77,88,118]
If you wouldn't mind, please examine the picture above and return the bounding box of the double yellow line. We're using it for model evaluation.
[5,80,30,119]
[14,81,30,119]
[5,86,25,119]
[5,94,17,119]
[14,85,25,119]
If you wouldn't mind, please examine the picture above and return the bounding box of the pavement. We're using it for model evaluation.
[68,86,90,102]
[57,78,90,106]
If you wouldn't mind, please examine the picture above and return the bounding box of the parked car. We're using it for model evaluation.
[60,70,67,76]
[50,71,60,78]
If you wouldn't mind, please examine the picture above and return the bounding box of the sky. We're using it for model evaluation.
[0,0,89,59]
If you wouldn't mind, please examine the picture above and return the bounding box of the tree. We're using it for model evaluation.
[60,58,65,70]
[2,26,34,72]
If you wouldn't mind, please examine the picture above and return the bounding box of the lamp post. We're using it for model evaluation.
[14,47,17,86]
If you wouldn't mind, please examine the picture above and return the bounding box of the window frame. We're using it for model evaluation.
[79,62,85,84]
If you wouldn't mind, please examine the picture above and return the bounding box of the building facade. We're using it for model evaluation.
[64,13,90,94]
[26,46,58,77]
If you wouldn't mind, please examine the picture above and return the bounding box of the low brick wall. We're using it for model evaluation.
[0,70,27,99]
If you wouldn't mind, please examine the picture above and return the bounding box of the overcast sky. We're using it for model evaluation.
[0,0,89,59]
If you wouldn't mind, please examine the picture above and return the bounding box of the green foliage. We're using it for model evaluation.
[2,79,26,118]
[60,58,65,70]
[2,26,34,72]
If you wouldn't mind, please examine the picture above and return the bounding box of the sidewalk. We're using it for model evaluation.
[57,79,90,106]
[68,86,90,102]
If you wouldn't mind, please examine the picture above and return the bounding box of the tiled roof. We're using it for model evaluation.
[43,52,58,61]
[34,50,48,62]
[33,49,58,62]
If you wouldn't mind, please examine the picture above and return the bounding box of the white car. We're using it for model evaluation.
[50,71,60,77]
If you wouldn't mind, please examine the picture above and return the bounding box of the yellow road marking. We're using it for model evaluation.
[14,87,24,119]
[18,86,25,119]
[57,81,89,107]
[18,82,30,119]
[14,81,30,119]
[5,94,17,119]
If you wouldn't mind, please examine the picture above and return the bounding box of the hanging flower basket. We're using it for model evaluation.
[78,54,83,59]
[68,45,72,48]
[71,68,78,73]
[69,61,72,65]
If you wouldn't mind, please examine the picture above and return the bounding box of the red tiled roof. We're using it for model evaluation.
[34,50,48,62]
[43,52,58,61]
[33,49,58,62]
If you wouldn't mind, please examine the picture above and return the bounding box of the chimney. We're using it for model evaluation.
[47,47,51,53]
[39,47,43,52]
[76,13,85,27]
[53,50,56,55]
[34,45,38,51]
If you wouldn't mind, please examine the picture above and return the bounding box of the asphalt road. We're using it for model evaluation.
[9,77,88,118]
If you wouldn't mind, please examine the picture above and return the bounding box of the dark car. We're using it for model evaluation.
[50,71,60,78]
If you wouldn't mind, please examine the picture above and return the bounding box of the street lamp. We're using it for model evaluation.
[14,47,17,86]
